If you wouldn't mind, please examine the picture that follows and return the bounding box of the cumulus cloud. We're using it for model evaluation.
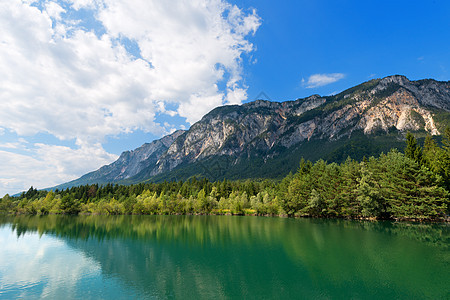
[93,0,260,121]
[0,0,260,142]
[0,0,260,194]
[303,73,345,88]
[0,2,158,141]
[0,144,117,196]
[45,1,65,20]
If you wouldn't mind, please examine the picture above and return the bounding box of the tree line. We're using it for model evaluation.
[1,129,449,221]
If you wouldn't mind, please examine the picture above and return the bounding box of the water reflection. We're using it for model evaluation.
[0,216,448,299]
[0,227,141,299]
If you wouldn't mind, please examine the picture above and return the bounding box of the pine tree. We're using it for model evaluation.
[405,132,422,164]
[441,127,450,191]
[307,189,324,216]
[356,164,382,217]
[339,157,361,217]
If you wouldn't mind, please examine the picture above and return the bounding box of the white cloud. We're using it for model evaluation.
[93,0,260,122]
[0,4,159,141]
[0,0,260,136]
[34,143,118,177]
[0,0,260,194]
[65,0,95,10]
[0,144,117,196]
[179,92,225,124]
[0,150,55,195]
[304,73,345,88]
[226,87,247,105]
[45,1,65,21]
[0,142,21,149]
[0,230,103,298]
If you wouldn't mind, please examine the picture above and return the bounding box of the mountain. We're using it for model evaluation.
[55,130,185,190]
[55,75,450,189]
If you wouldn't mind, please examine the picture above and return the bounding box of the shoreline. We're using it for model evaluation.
[2,211,449,223]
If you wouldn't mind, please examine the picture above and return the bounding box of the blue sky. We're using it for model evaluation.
[236,0,450,101]
[0,0,449,196]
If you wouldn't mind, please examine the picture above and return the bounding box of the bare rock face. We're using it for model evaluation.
[111,129,185,180]
[357,88,439,135]
[280,120,316,148]
[151,75,449,176]
[60,75,449,188]
[154,96,327,174]
[371,75,450,110]
[71,130,185,184]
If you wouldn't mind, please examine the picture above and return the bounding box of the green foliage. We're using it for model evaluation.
[422,128,450,193]
[141,130,408,186]
[405,132,423,164]
[323,79,381,113]
[410,110,426,128]
[430,109,450,133]
[2,133,449,221]
[0,194,14,214]
[356,164,383,217]
[369,83,401,108]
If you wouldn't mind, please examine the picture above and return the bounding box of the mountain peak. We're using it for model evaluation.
[55,75,450,189]
[380,74,410,85]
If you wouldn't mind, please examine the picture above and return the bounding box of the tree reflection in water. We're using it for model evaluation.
[0,215,448,299]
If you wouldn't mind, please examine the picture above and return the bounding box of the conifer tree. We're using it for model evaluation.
[307,189,324,216]
[441,127,450,191]
[356,163,382,217]
[404,132,422,164]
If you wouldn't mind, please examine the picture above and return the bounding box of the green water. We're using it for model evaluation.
[0,215,448,299]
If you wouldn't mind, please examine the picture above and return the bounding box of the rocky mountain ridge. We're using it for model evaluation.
[151,75,448,176]
[56,75,450,189]
[59,130,185,188]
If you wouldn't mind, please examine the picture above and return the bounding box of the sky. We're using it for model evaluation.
[0,0,449,196]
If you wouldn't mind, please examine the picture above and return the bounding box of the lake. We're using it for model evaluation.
[0,215,448,299]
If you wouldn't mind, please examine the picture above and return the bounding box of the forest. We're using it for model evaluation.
[1,130,449,221]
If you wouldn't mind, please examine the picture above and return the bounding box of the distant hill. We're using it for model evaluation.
[53,75,450,190]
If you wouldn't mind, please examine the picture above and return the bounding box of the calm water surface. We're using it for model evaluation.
[0,215,448,299]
